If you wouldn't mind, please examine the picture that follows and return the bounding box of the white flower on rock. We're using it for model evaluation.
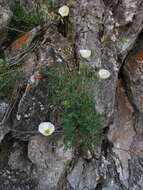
[38,122,55,136]
[58,5,69,17]
[16,114,21,121]
[79,50,91,58]
[98,69,111,79]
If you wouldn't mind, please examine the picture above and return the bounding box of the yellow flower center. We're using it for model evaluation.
[62,100,70,106]
[62,9,68,15]
[44,129,51,135]
[102,73,108,78]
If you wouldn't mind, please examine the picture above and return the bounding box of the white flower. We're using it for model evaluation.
[110,34,116,42]
[79,49,91,58]
[38,122,55,136]
[98,69,111,79]
[16,114,21,121]
[58,5,69,17]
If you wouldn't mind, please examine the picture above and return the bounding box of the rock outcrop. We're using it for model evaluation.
[0,4,12,46]
[1,0,143,190]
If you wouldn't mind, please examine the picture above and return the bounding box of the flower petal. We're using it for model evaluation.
[98,69,111,79]
[79,50,91,58]
[59,5,69,17]
[38,122,55,136]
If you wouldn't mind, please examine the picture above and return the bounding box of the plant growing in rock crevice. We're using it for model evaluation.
[3,0,40,47]
[43,64,104,151]
[0,59,22,97]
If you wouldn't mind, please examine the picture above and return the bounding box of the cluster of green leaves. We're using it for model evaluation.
[11,0,40,31]
[3,0,40,46]
[44,0,59,11]
[0,59,21,97]
[44,64,104,151]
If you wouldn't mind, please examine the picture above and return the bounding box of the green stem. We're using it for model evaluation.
[0,68,21,77]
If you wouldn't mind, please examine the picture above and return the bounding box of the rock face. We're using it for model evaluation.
[0,101,10,143]
[0,101,8,122]
[28,135,72,190]
[1,0,143,190]
[0,4,12,46]
[67,158,100,190]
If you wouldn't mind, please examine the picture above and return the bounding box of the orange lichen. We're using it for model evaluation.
[137,74,143,79]
[42,78,48,82]
[35,73,46,79]
[111,134,123,143]
[35,72,48,79]
[12,32,32,50]
[26,84,33,91]
[138,64,143,67]
[132,147,143,153]
[135,51,143,63]
[111,131,130,143]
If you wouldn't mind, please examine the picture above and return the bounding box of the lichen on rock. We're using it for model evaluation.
[1,0,143,189]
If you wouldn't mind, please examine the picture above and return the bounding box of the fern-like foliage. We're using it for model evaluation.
[43,64,104,151]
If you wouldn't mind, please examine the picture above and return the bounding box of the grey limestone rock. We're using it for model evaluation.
[1,0,143,189]
[0,4,12,46]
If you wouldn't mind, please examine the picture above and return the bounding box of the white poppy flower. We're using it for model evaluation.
[16,114,21,121]
[38,122,55,136]
[58,5,69,17]
[98,69,111,79]
[111,34,116,42]
[79,50,91,58]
